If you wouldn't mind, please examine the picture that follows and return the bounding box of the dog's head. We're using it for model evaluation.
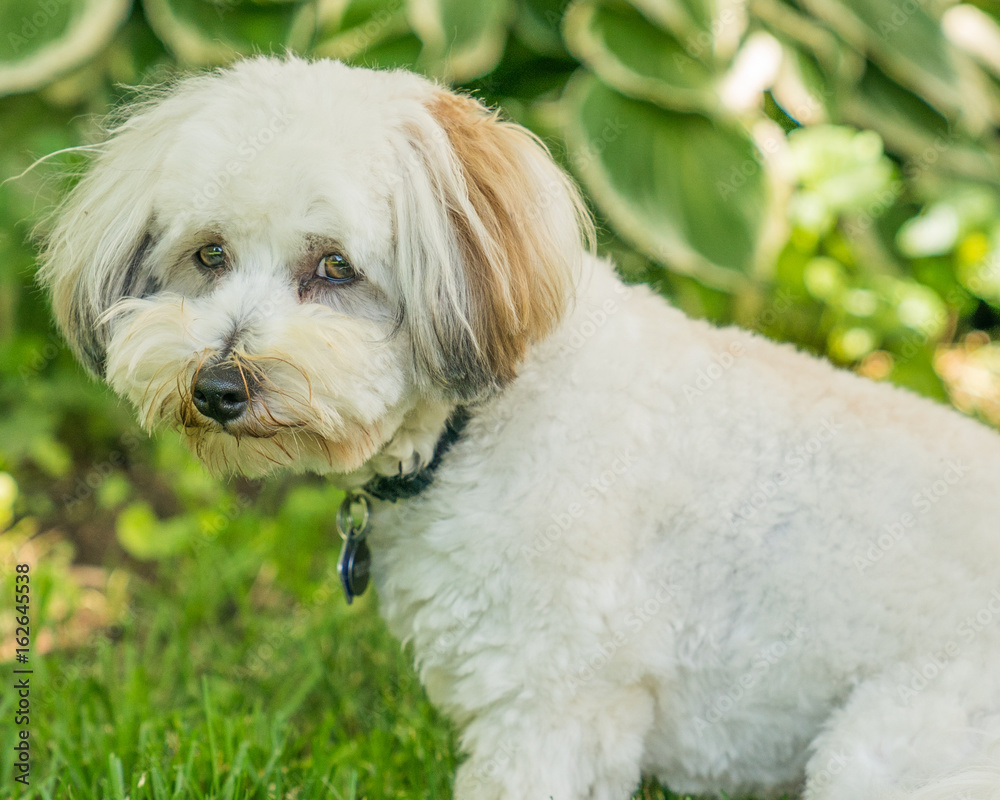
[39,57,592,478]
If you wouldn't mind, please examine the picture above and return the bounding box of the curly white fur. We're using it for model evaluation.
[39,56,1000,799]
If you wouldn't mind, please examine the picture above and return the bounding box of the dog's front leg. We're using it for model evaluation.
[450,683,654,800]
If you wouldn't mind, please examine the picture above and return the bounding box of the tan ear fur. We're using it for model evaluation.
[420,90,594,394]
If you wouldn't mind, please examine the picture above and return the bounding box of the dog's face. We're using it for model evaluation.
[40,58,591,477]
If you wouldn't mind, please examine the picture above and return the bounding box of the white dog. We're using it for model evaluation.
[40,56,1000,799]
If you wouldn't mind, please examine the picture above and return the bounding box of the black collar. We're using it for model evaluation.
[362,407,471,502]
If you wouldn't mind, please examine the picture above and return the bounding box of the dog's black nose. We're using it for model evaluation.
[192,363,250,423]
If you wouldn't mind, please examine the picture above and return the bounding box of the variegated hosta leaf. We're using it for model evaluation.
[838,63,1000,184]
[769,43,833,126]
[406,0,512,81]
[563,71,768,289]
[564,0,720,113]
[0,0,132,96]
[515,0,571,57]
[943,4,1000,80]
[348,32,423,69]
[141,0,309,65]
[794,0,974,122]
[626,0,713,42]
[311,0,414,63]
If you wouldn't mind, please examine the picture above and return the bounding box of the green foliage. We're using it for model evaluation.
[2,0,1000,797]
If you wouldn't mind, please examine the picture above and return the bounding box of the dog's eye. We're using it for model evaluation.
[317,253,356,284]
[197,244,226,269]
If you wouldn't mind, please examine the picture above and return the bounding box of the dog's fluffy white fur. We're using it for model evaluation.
[40,56,1000,799]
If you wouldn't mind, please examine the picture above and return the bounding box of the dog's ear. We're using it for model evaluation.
[37,110,168,378]
[395,90,594,399]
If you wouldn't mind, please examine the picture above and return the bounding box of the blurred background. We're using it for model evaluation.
[3,0,1000,797]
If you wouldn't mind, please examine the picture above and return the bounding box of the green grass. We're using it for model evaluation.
[1,516,696,800]
[2,525,460,800]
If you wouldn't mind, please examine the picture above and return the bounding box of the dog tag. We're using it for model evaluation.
[339,534,371,604]
[337,492,371,605]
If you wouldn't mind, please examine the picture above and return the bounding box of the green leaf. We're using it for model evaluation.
[837,63,1000,184]
[141,0,308,65]
[627,0,715,42]
[514,0,571,56]
[339,0,399,29]
[564,0,720,113]
[795,0,967,118]
[943,4,1000,81]
[117,502,195,559]
[887,343,948,402]
[673,0,717,33]
[407,0,512,81]
[350,30,424,70]
[311,0,414,63]
[753,0,864,88]
[767,43,837,126]
[563,71,769,288]
[0,0,132,96]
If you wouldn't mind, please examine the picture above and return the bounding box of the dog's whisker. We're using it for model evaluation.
[138,361,177,412]
[255,352,317,406]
